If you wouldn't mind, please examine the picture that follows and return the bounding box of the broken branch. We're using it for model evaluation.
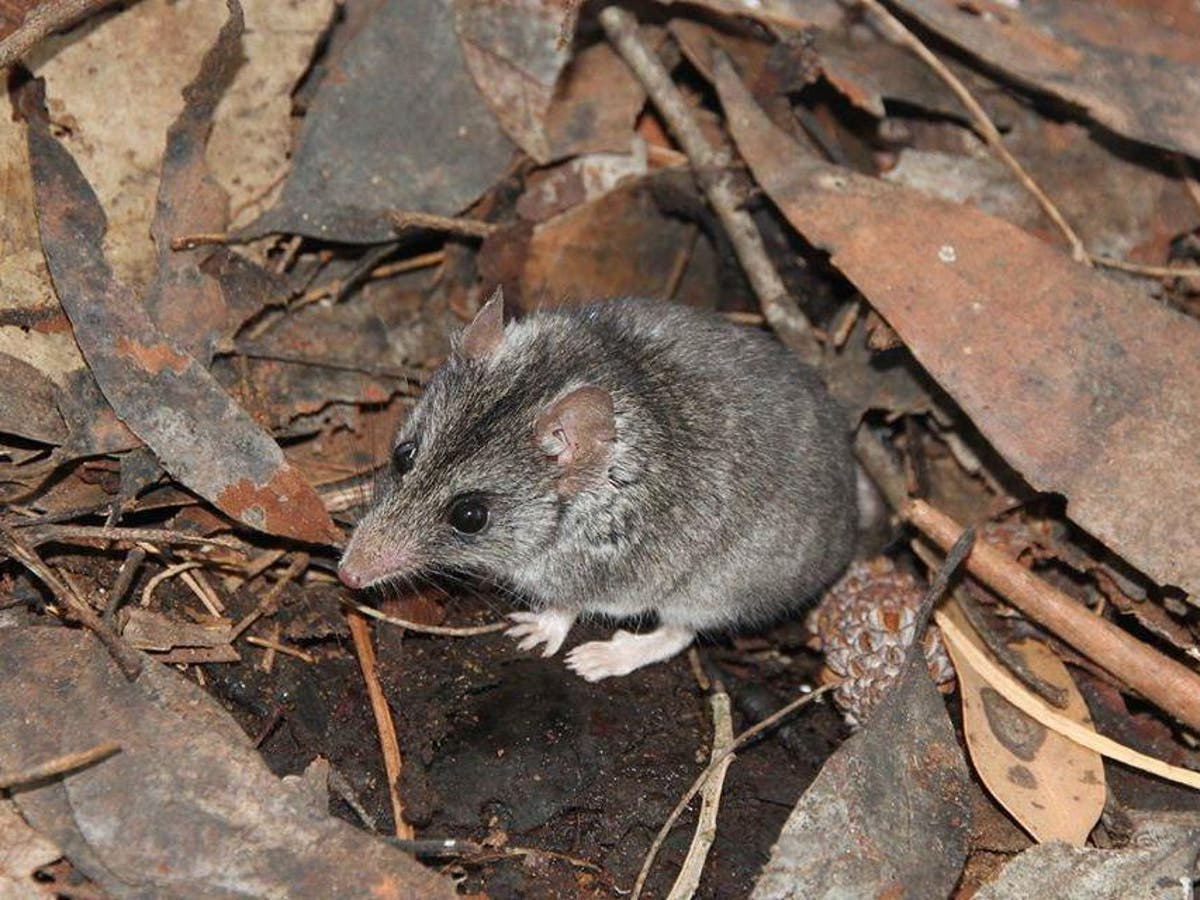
[598,5,821,363]
[905,499,1200,733]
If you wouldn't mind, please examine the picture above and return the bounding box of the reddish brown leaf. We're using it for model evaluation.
[519,172,703,308]
[22,73,340,546]
[715,57,1200,598]
[890,0,1200,159]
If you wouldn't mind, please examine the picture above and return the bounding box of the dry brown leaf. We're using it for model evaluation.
[714,58,1200,600]
[941,601,1105,845]
[24,68,341,545]
[455,0,574,164]
[29,0,332,284]
[0,800,61,895]
[209,0,336,231]
[520,172,700,307]
[0,627,455,898]
[891,0,1200,160]
[30,0,230,292]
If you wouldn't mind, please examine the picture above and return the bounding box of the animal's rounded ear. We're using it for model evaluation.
[535,386,616,489]
[460,286,506,361]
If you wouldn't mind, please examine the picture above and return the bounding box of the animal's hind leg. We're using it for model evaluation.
[565,625,694,681]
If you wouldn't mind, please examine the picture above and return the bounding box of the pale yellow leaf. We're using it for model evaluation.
[940,599,1105,845]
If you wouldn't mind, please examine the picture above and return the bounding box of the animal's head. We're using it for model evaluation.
[338,289,617,590]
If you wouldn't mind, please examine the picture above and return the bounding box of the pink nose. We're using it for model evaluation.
[338,566,364,590]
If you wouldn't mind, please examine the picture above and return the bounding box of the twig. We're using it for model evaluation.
[631,683,834,899]
[246,633,315,664]
[390,210,497,239]
[1092,257,1200,280]
[666,686,735,900]
[289,249,444,312]
[853,426,908,513]
[936,609,1200,790]
[346,608,413,839]
[169,231,235,250]
[18,524,244,551]
[230,552,309,640]
[233,547,288,587]
[0,0,119,70]
[852,0,1090,265]
[103,546,147,623]
[905,499,1200,732]
[598,5,821,364]
[231,349,424,383]
[134,541,223,615]
[345,599,509,636]
[139,561,205,608]
[0,741,121,790]
[0,522,142,680]
[910,538,1069,708]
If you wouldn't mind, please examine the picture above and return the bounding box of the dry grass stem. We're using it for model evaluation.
[347,600,509,636]
[853,0,1089,264]
[632,683,834,899]
[666,688,736,899]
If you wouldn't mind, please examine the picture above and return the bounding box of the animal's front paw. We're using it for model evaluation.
[505,609,575,657]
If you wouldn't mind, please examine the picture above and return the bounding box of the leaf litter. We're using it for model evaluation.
[2,0,1200,897]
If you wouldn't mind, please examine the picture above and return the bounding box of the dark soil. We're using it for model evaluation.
[207,586,847,898]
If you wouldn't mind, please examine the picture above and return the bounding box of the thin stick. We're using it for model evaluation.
[234,547,288,587]
[936,609,1200,790]
[632,683,834,899]
[598,5,821,364]
[20,524,244,551]
[853,0,1089,264]
[1092,257,1200,279]
[905,499,1200,732]
[0,0,119,70]
[346,600,509,636]
[140,561,204,608]
[346,608,413,839]
[0,741,121,790]
[103,546,147,623]
[667,687,735,900]
[390,210,497,239]
[247,633,316,664]
[0,523,142,680]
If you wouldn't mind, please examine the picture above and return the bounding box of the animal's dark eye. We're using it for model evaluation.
[449,494,489,535]
[392,440,417,475]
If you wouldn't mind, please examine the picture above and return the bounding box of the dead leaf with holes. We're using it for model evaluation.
[940,600,1105,845]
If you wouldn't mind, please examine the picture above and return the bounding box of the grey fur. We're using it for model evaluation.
[345,298,857,635]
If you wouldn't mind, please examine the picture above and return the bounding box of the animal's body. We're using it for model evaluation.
[339,290,858,680]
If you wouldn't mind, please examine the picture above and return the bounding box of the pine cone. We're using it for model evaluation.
[809,557,956,728]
